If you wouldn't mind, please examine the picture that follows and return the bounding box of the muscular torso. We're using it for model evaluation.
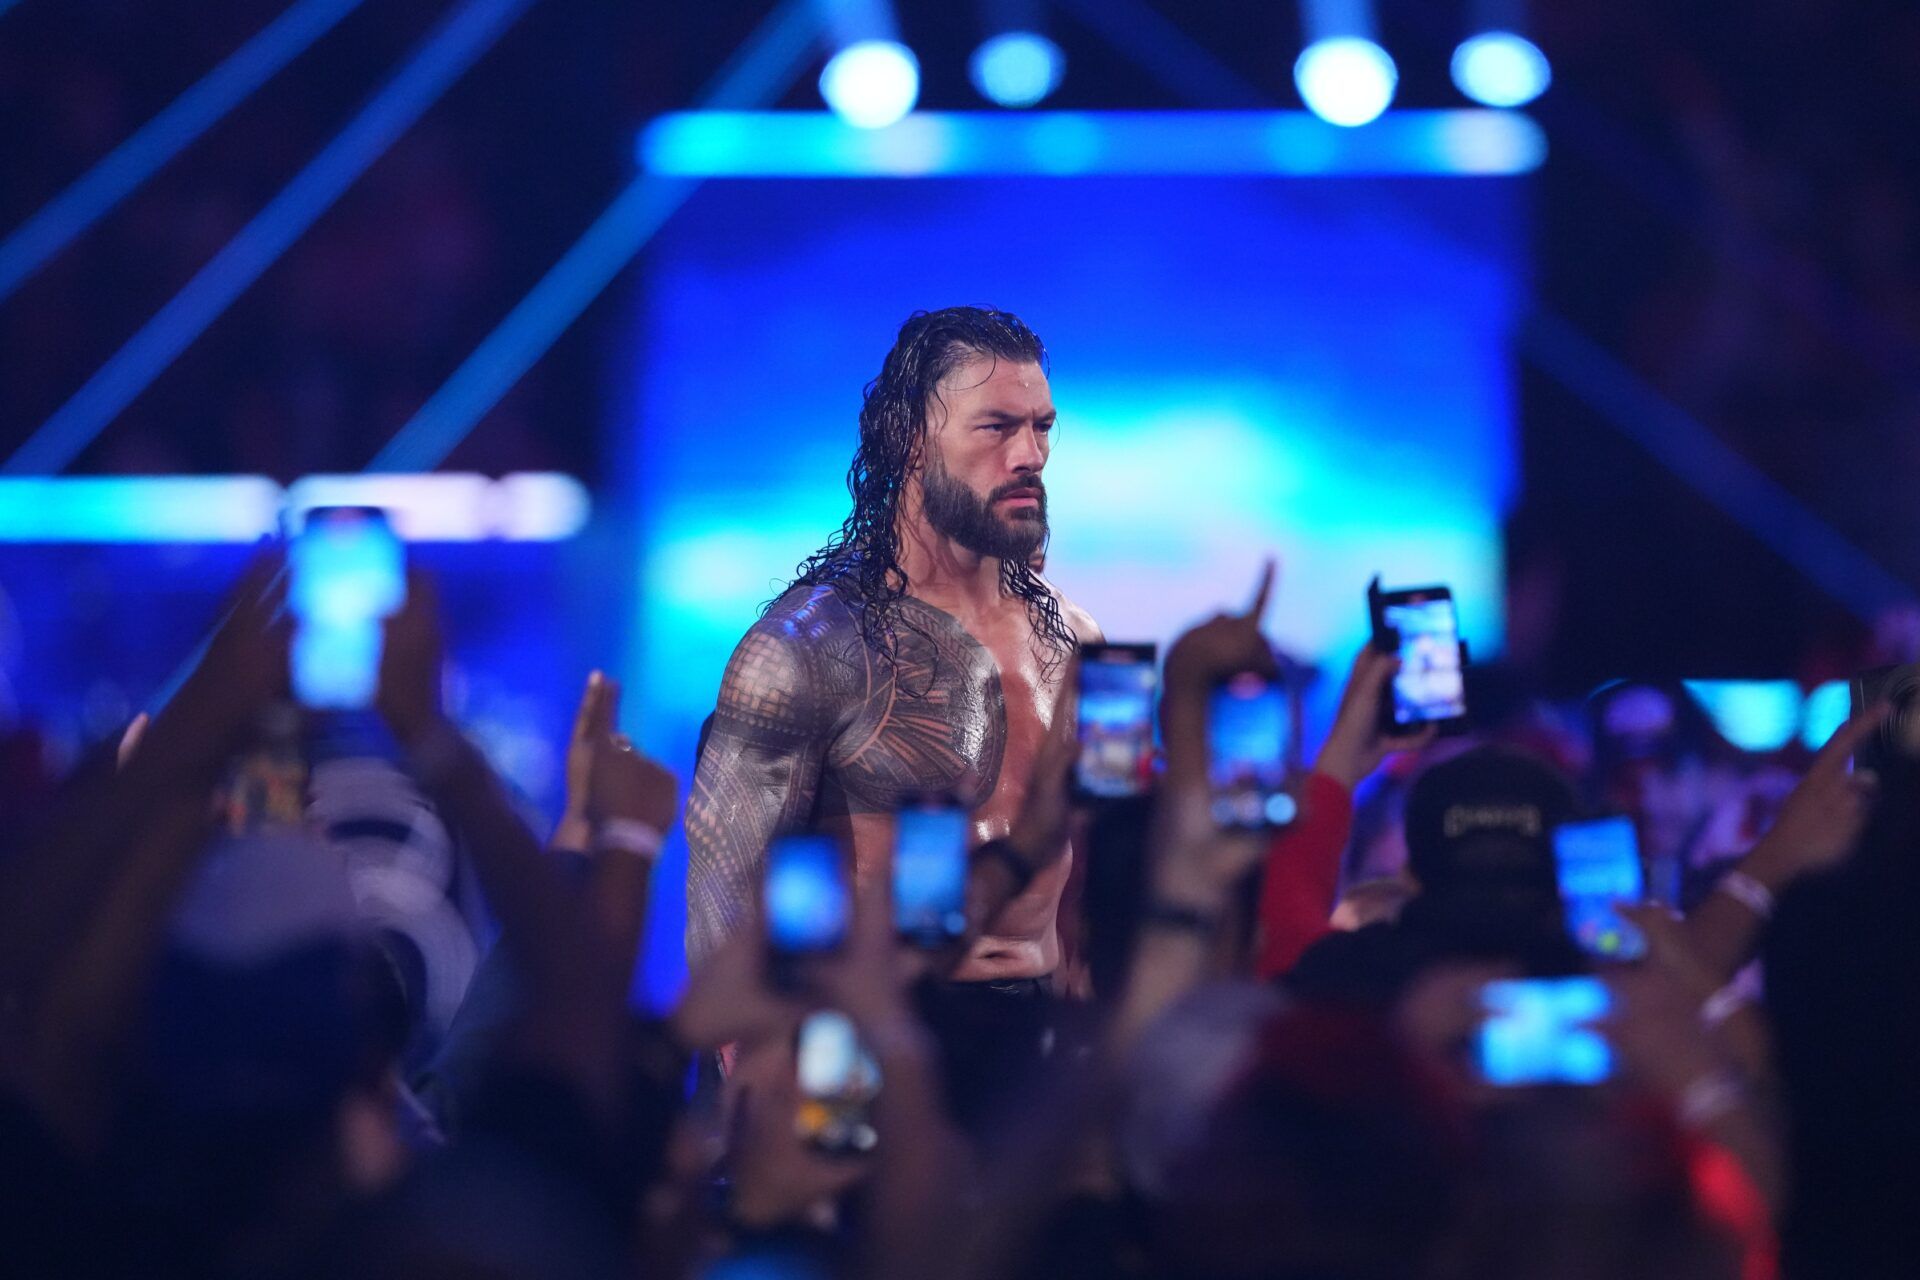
[685,583,1086,980]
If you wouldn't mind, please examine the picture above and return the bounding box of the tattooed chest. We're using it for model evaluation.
[817,632,1008,816]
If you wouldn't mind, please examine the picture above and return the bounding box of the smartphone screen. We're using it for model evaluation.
[290,507,405,709]
[1207,671,1296,830]
[1554,817,1648,961]
[1475,977,1613,1086]
[1377,589,1466,729]
[765,834,849,955]
[795,1009,880,1156]
[894,800,970,946]
[1076,642,1157,799]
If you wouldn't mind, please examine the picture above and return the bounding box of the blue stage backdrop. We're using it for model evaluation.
[624,165,1529,1003]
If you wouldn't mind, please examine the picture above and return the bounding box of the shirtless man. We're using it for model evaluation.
[684,306,1097,996]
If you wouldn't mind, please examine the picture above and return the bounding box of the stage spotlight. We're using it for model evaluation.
[1294,37,1397,127]
[970,31,1064,108]
[819,38,919,129]
[1451,30,1549,107]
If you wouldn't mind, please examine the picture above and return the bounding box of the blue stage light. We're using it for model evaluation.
[969,31,1064,108]
[1683,680,1804,753]
[640,110,1545,178]
[819,39,919,129]
[1293,37,1397,127]
[1452,31,1550,108]
[1801,680,1850,751]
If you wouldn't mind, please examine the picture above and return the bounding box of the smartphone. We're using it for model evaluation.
[1207,671,1297,830]
[765,833,850,966]
[1554,817,1648,962]
[894,797,970,947]
[1368,578,1467,734]
[794,1009,881,1157]
[1075,642,1158,800]
[1474,977,1613,1087]
[290,507,405,709]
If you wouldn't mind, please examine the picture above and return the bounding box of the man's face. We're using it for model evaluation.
[917,354,1054,560]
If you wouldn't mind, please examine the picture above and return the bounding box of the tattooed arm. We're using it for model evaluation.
[684,595,847,966]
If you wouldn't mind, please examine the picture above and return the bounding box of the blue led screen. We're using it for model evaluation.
[625,172,1528,1001]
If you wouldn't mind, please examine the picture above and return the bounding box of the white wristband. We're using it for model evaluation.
[595,817,664,861]
[1716,869,1775,921]
[1700,984,1750,1028]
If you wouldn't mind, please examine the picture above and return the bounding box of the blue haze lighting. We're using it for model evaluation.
[0,474,589,542]
[640,110,1544,178]
[1452,31,1550,108]
[819,39,919,129]
[369,0,820,472]
[1801,680,1850,751]
[970,31,1064,108]
[3,0,534,477]
[0,0,364,303]
[1294,37,1397,127]
[626,163,1526,999]
[1683,680,1804,753]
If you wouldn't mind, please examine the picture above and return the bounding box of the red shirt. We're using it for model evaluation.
[1254,771,1356,980]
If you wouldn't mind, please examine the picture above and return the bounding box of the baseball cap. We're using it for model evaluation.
[1404,746,1577,898]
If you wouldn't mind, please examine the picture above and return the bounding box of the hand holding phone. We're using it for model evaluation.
[1368,576,1467,734]
[1207,670,1296,830]
[1075,642,1158,800]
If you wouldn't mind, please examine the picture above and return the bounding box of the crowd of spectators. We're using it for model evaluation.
[3,549,1915,1279]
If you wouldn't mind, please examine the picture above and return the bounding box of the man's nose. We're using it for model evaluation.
[1008,424,1047,473]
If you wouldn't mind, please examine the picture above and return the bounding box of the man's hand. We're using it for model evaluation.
[563,669,679,833]
[375,569,446,747]
[1314,645,1437,790]
[1152,560,1282,907]
[1161,559,1279,694]
[669,925,801,1053]
[143,550,291,777]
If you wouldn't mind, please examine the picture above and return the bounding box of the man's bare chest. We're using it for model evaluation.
[814,598,1053,817]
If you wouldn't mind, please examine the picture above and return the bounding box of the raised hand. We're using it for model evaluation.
[142,549,291,777]
[375,568,445,747]
[1742,702,1886,884]
[568,670,679,833]
[1314,644,1437,789]
[1161,558,1279,694]
[1153,560,1282,901]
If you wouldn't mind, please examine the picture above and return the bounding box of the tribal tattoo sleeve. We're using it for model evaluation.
[682,589,848,965]
[683,586,1010,965]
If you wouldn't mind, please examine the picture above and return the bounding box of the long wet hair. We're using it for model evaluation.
[782,306,1077,672]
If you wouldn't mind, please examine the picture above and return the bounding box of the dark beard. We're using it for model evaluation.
[921,452,1048,560]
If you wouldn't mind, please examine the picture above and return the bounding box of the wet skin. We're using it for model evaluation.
[684,357,1097,980]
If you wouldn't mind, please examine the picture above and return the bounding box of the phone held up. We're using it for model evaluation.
[1075,642,1158,801]
[764,832,850,988]
[1368,575,1468,736]
[893,794,970,948]
[1474,976,1613,1087]
[795,1009,881,1157]
[290,506,406,710]
[1553,816,1648,962]
[1207,669,1297,830]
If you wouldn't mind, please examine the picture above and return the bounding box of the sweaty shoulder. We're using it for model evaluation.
[1046,581,1104,645]
[711,585,865,744]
